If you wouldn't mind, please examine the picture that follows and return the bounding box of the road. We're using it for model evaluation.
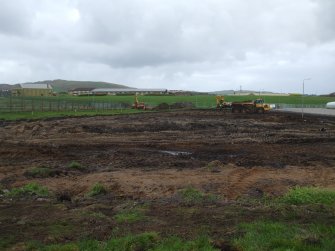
[277,108,335,117]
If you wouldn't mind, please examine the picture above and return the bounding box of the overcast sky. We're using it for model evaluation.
[0,0,334,93]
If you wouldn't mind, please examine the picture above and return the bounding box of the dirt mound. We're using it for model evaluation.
[170,102,194,109]
[155,102,195,110]
[155,103,170,110]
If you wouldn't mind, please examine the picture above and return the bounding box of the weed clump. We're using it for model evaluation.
[7,182,49,197]
[88,183,107,197]
[114,210,144,223]
[234,221,335,251]
[68,161,85,170]
[282,186,335,205]
[24,166,54,178]
[177,187,218,205]
[205,160,224,173]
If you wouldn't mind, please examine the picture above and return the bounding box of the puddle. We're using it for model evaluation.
[159,150,192,156]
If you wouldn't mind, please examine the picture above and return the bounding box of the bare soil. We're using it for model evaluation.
[1,110,335,249]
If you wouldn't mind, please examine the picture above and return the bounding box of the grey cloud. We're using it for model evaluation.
[0,0,334,93]
[0,0,33,36]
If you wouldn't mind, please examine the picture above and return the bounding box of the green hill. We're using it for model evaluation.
[0,84,20,90]
[21,79,132,92]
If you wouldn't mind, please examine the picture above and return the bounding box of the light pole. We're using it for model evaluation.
[301,78,311,119]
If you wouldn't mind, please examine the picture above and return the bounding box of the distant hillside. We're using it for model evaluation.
[210,90,235,95]
[23,79,132,92]
[0,84,20,90]
[0,80,132,92]
[211,90,280,95]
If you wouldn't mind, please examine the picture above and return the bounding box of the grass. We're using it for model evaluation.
[48,221,74,239]
[6,182,49,197]
[234,221,335,251]
[1,94,333,121]
[178,187,218,205]
[281,186,335,205]
[3,94,334,105]
[24,233,219,251]
[154,236,218,251]
[0,236,15,250]
[25,166,54,178]
[67,161,84,170]
[114,210,145,223]
[87,183,107,197]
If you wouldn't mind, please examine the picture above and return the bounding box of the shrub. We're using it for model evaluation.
[281,186,335,205]
[87,183,107,197]
[7,183,49,197]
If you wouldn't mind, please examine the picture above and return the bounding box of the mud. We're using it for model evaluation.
[0,110,335,247]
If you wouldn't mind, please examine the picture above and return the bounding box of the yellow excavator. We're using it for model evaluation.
[216,96,231,110]
[132,94,146,110]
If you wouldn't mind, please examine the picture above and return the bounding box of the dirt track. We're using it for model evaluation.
[1,110,335,247]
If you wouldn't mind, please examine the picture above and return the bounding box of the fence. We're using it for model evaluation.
[0,97,132,112]
[275,103,326,109]
[0,96,326,113]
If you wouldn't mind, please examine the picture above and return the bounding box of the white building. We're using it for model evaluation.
[92,88,167,95]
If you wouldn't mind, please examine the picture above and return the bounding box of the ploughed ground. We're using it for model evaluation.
[0,110,335,249]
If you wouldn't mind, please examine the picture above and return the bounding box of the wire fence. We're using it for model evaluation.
[0,97,132,112]
[0,96,326,113]
[275,103,326,109]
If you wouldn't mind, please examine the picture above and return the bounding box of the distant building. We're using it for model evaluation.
[0,89,11,97]
[69,88,95,96]
[92,88,168,95]
[12,84,53,97]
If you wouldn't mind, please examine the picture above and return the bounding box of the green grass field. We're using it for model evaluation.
[0,94,334,120]
[1,94,334,105]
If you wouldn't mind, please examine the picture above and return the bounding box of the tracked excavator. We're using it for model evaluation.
[215,96,231,110]
[132,94,146,110]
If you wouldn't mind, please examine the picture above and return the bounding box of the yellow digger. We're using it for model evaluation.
[132,94,146,110]
[215,96,231,110]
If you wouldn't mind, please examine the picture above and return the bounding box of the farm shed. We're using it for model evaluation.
[92,88,167,95]
[69,87,94,96]
[12,84,53,97]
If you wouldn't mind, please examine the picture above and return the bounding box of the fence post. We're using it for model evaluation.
[9,95,12,112]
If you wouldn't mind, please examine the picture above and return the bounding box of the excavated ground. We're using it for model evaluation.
[0,110,335,248]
